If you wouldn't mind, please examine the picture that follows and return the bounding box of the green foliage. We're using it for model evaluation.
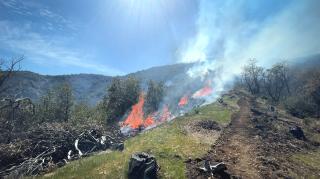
[103,76,141,124]
[91,102,108,123]
[55,83,73,122]
[35,83,73,123]
[70,102,94,125]
[35,89,56,122]
[144,80,165,114]
[290,149,320,178]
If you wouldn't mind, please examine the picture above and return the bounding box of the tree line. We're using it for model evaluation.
[241,59,320,118]
[0,57,165,143]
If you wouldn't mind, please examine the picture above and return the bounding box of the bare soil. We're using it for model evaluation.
[186,94,319,179]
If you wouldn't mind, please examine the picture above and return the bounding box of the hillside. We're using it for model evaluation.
[2,63,192,105]
[39,91,239,179]
[38,90,320,178]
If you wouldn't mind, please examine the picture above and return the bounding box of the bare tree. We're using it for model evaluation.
[242,59,264,95]
[0,56,23,94]
[263,63,290,103]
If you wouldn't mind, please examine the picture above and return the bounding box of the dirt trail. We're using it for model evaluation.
[187,97,262,178]
[217,97,261,178]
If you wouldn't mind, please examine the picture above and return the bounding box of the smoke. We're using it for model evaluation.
[180,0,320,97]
[121,0,320,133]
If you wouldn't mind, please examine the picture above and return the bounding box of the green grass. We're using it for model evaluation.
[39,97,237,179]
[290,150,320,178]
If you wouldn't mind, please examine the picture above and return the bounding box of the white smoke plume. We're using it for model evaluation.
[180,0,320,97]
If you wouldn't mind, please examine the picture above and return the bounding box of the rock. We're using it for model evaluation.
[128,152,159,179]
[289,126,306,140]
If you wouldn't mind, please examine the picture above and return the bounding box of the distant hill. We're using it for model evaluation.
[3,53,319,106]
[2,63,193,105]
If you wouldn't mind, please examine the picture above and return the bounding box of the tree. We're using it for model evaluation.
[123,76,141,111]
[70,102,93,125]
[35,83,73,123]
[263,62,290,103]
[54,83,73,122]
[103,76,140,124]
[242,59,264,95]
[35,89,56,122]
[145,80,164,114]
[0,56,23,95]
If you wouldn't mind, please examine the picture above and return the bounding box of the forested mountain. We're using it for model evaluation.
[2,63,192,105]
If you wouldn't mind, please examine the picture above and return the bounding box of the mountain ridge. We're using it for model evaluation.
[2,63,193,105]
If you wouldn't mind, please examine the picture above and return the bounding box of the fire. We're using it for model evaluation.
[144,115,155,127]
[160,105,171,122]
[178,95,189,107]
[192,86,213,98]
[123,94,144,129]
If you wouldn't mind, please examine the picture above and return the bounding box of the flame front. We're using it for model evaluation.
[178,95,189,107]
[192,86,213,98]
[123,94,144,129]
[144,115,155,127]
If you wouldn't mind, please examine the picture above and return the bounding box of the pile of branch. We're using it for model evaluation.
[0,123,124,178]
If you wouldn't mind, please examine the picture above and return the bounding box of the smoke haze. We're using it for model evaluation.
[179,0,320,99]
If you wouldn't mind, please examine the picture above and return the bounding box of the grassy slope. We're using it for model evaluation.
[40,95,238,179]
[290,149,320,179]
[289,118,320,178]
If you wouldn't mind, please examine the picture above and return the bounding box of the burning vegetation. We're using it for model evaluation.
[120,81,215,135]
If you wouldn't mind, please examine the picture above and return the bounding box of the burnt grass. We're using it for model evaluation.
[194,120,221,131]
[186,93,320,179]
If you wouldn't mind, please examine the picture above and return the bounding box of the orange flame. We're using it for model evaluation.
[178,95,189,107]
[192,86,213,98]
[123,94,144,129]
[144,115,155,127]
[160,105,171,122]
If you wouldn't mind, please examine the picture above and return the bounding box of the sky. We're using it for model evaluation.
[0,0,319,76]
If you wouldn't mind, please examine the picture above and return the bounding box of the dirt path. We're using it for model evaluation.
[187,97,262,178]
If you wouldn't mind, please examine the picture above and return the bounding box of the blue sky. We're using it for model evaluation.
[1,0,315,76]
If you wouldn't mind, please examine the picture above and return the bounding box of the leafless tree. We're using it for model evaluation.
[242,59,264,95]
[263,63,290,103]
[0,56,24,94]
